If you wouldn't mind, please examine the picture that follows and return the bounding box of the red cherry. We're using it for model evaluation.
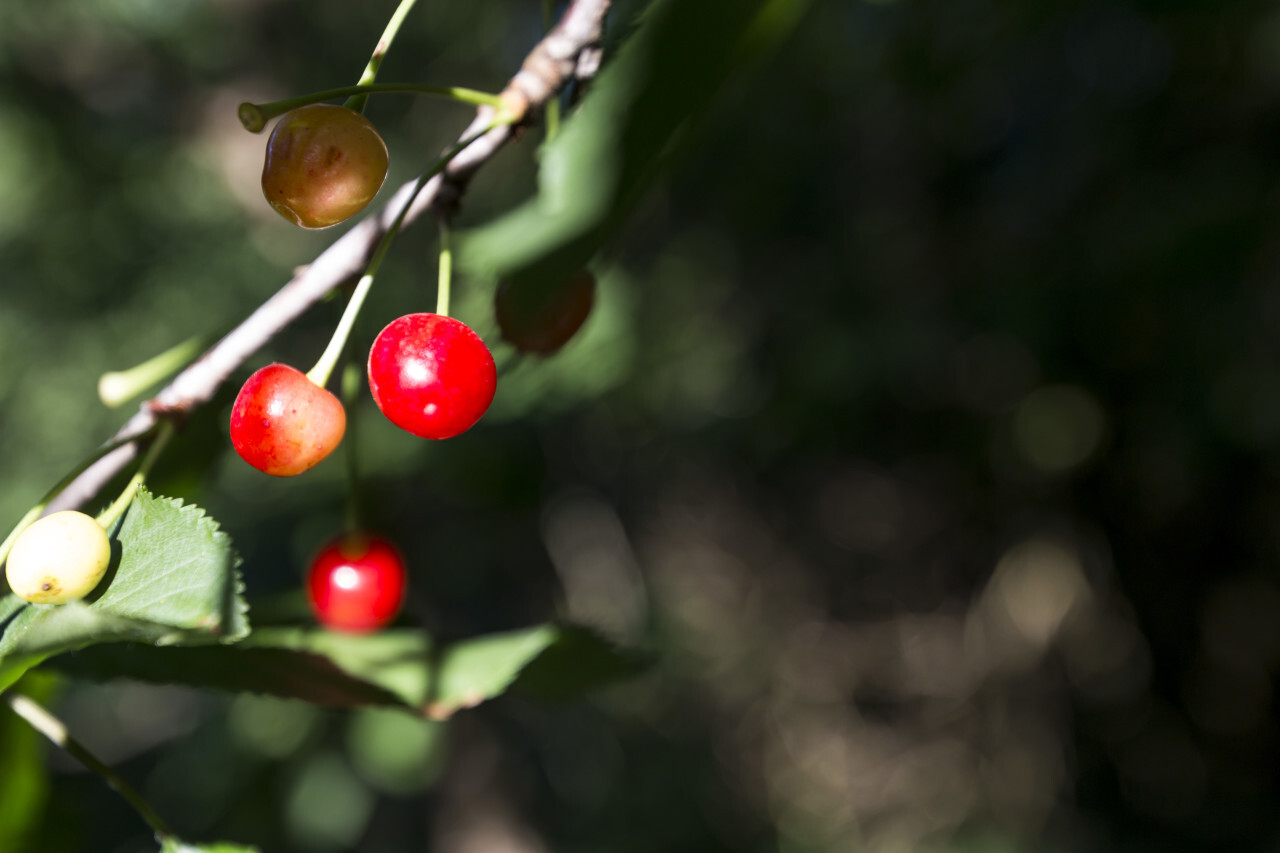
[229,363,346,477]
[307,534,407,632]
[494,270,596,355]
[261,104,390,229]
[367,313,497,440]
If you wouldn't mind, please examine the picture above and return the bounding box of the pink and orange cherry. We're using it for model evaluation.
[229,364,346,477]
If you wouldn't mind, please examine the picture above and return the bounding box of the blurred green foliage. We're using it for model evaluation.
[3,0,1280,851]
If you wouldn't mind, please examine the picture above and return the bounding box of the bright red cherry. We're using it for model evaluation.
[494,270,596,355]
[229,363,346,477]
[367,313,497,440]
[307,534,407,632]
[261,104,390,229]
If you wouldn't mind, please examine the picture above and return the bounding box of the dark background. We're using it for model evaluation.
[1,0,1278,850]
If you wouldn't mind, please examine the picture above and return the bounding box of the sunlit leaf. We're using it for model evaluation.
[0,488,247,691]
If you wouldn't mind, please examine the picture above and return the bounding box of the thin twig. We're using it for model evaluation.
[4,692,175,839]
[45,0,609,516]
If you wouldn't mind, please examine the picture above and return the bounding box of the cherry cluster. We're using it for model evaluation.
[226,102,593,632]
[231,104,501,474]
[4,0,601,645]
[228,312,497,479]
[4,98,598,626]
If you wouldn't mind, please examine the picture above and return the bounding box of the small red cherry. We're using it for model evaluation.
[307,534,407,632]
[229,363,346,477]
[261,104,390,229]
[367,313,497,440]
[494,270,596,355]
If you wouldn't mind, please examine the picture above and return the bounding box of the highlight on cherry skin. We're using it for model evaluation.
[307,534,407,632]
[495,270,596,355]
[230,363,347,477]
[6,510,112,605]
[261,103,390,229]
[368,313,497,440]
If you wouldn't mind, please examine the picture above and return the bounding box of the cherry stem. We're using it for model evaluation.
[341,362,362,536]
[3,691,176,839]
[98,335,207,409]
[305,122,499,388]
[437,220,453,317]
[346,0,421,114]
[239,84,503,132]
[0,428,160,571]
[96,419,175,533]
[306,273,374,389]
[542,0,561,142]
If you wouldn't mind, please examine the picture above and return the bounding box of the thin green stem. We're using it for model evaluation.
[341,363,362,537]
[436,220,453,317]
[305,122,499,387]
[306,274,375,389]
[96,420,175,533]
[4,692,175,839]
[346,0,422,113]
[0,430,156,569]
[98,336,206,409]
[541,0,561,142]
[239,84,503,132]
[545,93,561,142]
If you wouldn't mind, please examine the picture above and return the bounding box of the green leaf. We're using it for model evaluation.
[244,626,439,710]
[458,0,814,287]
[511,625,649,701]
[159,837,260,853]
[426,624,559,718]
[247,623,574,718]
[51,623,641,716]
[0,488,247,690]
[53,641,406,709]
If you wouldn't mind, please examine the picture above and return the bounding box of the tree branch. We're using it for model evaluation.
[47,0,609,515]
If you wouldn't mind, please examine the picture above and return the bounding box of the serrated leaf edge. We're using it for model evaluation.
[130,488,250,643]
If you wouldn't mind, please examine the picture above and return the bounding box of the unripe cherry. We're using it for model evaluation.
[261,104,389,229]
[367,313,497,440]
[230,363,346,477]
[6,511,112,604]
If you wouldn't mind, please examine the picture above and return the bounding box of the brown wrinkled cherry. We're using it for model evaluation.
[261,104,389,229]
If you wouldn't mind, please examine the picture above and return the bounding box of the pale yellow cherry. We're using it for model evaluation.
[6,511,112,604]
